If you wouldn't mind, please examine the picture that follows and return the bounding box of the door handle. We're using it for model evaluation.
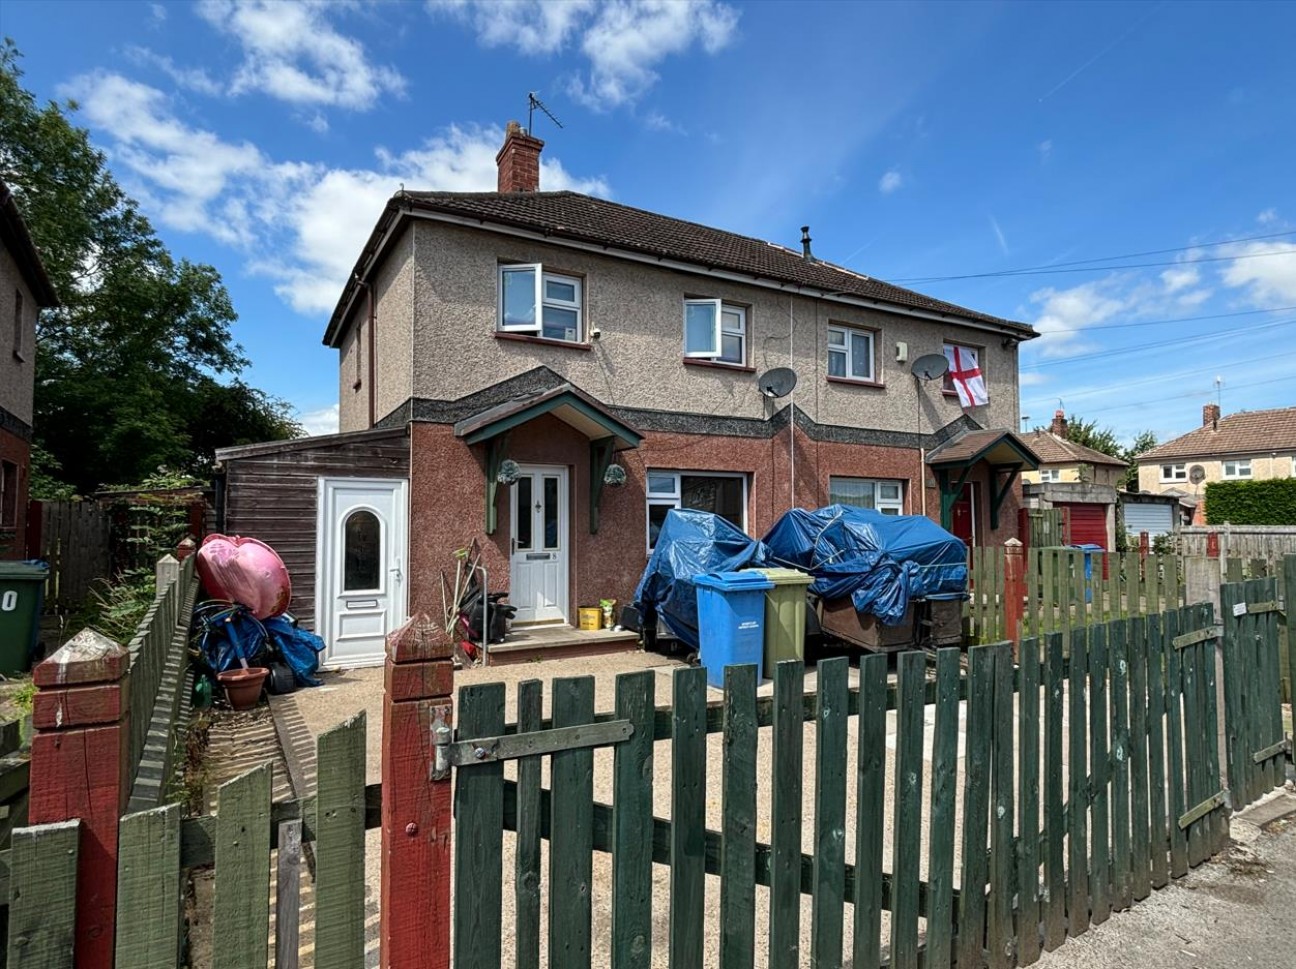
[390,559,403,583]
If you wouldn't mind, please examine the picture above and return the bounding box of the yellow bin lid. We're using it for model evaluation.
[751,567,814,586]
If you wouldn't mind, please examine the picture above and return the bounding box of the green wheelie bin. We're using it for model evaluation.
[0,561,49,676]
[752,567,814,673]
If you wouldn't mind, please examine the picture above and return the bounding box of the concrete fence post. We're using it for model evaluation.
[28,628,132,969]
[155,552,180,593]
[380,614,454,969]
[1003,538,1025,658]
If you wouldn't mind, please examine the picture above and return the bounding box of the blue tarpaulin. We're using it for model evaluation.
[632,509,769,650]
[762,505,968,626]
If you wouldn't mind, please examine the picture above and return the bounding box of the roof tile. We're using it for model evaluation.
[1138,406,1296,461]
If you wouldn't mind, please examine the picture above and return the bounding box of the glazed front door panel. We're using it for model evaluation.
[509,466,568,624]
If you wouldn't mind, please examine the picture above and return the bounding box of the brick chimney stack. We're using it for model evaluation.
[496,120,543,193]
[1051,409,1068,440]
[1203,403,1220,428]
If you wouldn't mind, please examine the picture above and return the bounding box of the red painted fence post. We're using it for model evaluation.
[381,614,454,969]
[1206,530,1220,558]
[1003,538,1025,660]
[28,629,131,969]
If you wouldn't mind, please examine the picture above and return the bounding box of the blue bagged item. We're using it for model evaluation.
[192,602,325,686]
[263,615,326,687]
[633,509,769,650]
[762,505,967,626]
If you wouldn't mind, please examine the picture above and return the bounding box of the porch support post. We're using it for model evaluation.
[988,463,1021,531]
[484,436,505,535]
[937,466,973,531]
[589,436,616,535]
[28,628,132,969]
[381,614,454,969]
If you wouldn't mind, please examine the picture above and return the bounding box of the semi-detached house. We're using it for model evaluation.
[215,124,1041,667]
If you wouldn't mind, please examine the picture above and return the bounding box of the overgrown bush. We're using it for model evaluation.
[1204,478,1296,525]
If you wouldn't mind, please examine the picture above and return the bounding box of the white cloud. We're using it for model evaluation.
[150,3,168,22]
[644,110,684,134]
[989,215,1009,256]
[196,0,406,109]
[1160,265,1199,293]
[125,47,223,96]
[1220,241,1296,305]
[1019,372,1049,388]
[1257,208,1278,225]
[1037,139,1053,162]
[432,0,740,110]
[1027,279,1129,358]
[298,403,339,436]
[64,72,610,315]
[878,169,902,194]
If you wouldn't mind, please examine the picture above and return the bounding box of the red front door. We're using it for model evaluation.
[951,483,976,546]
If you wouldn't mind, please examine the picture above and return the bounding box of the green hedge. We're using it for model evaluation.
[1204,477,1296,525]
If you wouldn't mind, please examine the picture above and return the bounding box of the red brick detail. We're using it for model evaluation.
[1206,531,1220,558]
[28,630,131,969]
[380,614,453,969]
[495,121,544,193]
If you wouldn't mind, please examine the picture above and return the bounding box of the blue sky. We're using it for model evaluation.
[3,0,1294,445]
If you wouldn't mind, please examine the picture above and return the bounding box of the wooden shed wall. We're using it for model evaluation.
[221,432,409,629]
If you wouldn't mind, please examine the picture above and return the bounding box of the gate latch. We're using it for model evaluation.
[431,707,452,781]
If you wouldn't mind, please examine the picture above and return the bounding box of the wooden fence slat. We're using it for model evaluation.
[719,664,756,969]
[1067,619,1090,936]
[1042,550,1056,636]
[275,819,302,969]
[1145,615,1170,890]
[1087,623,1111,926]
[115,804,181,969]
[1285,556,1296,707]
[1180,608,1208,867]
[1128,617,1152,902]
[769,660,805,969]
[811,656,849,969]
[853,654,888,969]
[1109,616,1131,910]
[890,652,926,969]
[927,647,962,969]
[670,666,708,969]
[517,680,544,969]
[454,684,506,969]
[1256,579,1285,800]
[549,677,596,969]
[988,642,1016,969]
[315,712,367,969]
[1042,632,1066,951]
[6,820,79,969]
[1198,602,1229,857]
[1163,608,1189,878]
[958,645,995,969]
[213,765,272,969]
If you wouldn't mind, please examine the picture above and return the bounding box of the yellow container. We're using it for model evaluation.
[577,608,603,631]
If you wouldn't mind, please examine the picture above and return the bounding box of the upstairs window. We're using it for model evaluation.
[1222,458,1252,479]
[1039,468,1062,482]
[683,300,746,365]
[1161,463,1187,482]
[827,325,875,382]
[499,264,583,343]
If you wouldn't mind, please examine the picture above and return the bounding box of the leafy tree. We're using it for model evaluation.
[1,41,300,494]
[1061,415,1156,492]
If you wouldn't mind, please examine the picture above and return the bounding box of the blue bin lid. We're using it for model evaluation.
[1070,544,1104,552]
[694,570,774,592]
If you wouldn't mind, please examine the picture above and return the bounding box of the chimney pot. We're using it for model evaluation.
[496,120,544,193]
[801,226,814,262]
[1051,409,1068,440]
[1203,403,1220,428]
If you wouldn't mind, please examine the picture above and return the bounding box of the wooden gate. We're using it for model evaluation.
[450,609,1231,969]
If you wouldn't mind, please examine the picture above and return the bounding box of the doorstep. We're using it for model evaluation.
[485,623,641,666]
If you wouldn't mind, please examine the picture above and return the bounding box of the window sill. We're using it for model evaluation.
[827,375,884,389]
[682,358,756,373]
[495,331,592,351]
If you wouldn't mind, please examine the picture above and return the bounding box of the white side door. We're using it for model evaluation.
[318,478,408,667]
[509,466,568,625]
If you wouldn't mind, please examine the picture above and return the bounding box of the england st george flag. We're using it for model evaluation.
[944,345,989,408]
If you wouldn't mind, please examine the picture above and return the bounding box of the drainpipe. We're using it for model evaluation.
[366,281,376,427]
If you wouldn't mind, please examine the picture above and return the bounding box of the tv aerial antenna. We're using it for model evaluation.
[528,92,564,134]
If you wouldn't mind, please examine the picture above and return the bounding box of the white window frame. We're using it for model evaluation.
[1038,468,1062,482]
[498,264,583,342]
[1160,463,1187,482]
[683,299,746,364]
[828,477,905,515]
[827,324,876,382]
[646,470,748,551]
[1222,458,1252,480]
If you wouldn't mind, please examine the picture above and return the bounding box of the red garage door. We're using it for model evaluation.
[1059,503,1108,548]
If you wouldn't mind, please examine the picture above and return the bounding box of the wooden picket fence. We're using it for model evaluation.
[25,500,112,613]
[966,547,1185,645]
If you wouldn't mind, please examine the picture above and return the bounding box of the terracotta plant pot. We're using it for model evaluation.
[217,667,269,711]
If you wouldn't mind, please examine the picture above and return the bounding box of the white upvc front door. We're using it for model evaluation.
[509,465,569,625]
[317,478,408,667]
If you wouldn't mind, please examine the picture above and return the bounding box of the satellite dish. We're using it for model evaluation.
[910,353,950,381]
[1189,465,1206,485]
[758,367,798,399]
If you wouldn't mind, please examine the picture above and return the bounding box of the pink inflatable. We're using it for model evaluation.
[196,534,293,619]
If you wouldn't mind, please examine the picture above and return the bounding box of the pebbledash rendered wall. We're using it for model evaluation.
[406,417,1020,622]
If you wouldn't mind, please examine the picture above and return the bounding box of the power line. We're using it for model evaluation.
[889,229,1296,283]
[1021,316,1296,370]
[1023,348,1296,402]
[897,247,1293,283]
[1078,372,1294,417]
[1036,304,1296,335]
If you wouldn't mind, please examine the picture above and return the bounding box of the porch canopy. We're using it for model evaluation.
[926,428,1040,532]
[454,383,643,534]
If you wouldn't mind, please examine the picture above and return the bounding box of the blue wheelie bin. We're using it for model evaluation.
[1071,543,1103,603]
[694,571,773,688]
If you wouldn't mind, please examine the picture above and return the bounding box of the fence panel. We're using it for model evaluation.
[669,667,707,969]
[927,647,962,968]
[810,657,848,968]
[719,666,755,969]
[114,804,182,969]
[314,712,367,969]
[852,654,888,969]
[29,500,112,613]
[549,677,596,969]
[890,653,925,969]
[5,820,79,968]
[212,764,272,969]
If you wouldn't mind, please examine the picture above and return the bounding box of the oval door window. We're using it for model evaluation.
[343,510,382,591]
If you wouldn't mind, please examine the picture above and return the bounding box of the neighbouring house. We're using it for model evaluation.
[215,122,1039,667]
[1018,410,1125,550]
[0,182,58,560]
[1136,404,1296,524]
